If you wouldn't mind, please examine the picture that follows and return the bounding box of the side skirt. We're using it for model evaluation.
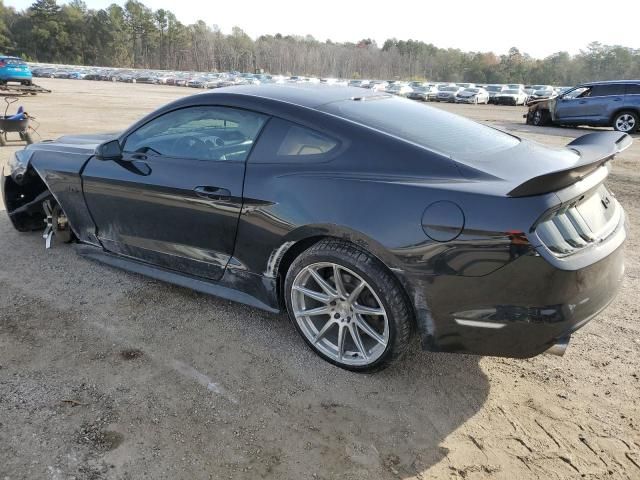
[75,244,281,314]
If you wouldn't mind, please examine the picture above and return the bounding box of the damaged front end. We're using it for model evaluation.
[524,97,557,126]
[2,149,72,247]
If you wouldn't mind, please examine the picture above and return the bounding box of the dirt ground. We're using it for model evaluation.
[0,79,639,480]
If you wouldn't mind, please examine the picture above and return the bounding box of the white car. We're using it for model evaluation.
[348,79,370,88]
[455,87,490,104]
[385,84,413,96]
[494,89,528,106]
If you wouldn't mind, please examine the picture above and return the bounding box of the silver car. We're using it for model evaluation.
[455,87,490,104]
[436,86,464,102]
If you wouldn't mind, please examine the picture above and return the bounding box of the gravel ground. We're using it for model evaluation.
[0,79,639,480]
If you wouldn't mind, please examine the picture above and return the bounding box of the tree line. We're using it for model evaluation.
[1,0,640,84]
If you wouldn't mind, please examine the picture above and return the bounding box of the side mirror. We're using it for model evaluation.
[95,139,122,161]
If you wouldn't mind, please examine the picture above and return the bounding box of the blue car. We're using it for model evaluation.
[0,56,33,85]
[526,80,640,133]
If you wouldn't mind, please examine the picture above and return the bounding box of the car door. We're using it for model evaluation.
[579,84,626,122]
[82,105,268,281]
[554,86,593,122]
[625,83,640,110]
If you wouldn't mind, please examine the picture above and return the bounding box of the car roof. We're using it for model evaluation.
[194,84,381,109]
[581,80,640,86]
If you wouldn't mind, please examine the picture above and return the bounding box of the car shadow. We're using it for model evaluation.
[107,272,491,478]
[177,302,491,479]
[282,341,490,478]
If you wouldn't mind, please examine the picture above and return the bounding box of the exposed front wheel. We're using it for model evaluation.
[613,111,638,133]
[285,239,413,372]
[532,109,550,126]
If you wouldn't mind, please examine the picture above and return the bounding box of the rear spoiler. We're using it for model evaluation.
[508,132,632,197]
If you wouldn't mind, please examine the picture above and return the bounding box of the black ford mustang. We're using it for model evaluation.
[2,85,629,371]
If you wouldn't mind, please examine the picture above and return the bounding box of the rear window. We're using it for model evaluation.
[320,96,518,159]
[1,58,26,66]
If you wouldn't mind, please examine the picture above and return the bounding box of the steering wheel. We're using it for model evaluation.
[171,135,210,158]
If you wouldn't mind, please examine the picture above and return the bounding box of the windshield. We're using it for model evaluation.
[487,85,503,92]
[320,96,519,160]
[441,86,459,92]
[504,89,520,94]
[413,87,428,92]
[563,87,589,98]
[464,88,479,93]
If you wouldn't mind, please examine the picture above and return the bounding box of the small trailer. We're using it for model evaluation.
[0,83,51,96]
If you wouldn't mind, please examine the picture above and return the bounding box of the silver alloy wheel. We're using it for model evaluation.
[615,114,636,132]
[291,262,389,366]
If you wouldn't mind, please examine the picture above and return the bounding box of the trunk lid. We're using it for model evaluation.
[453,131,632,198]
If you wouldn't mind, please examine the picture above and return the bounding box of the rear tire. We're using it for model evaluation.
[285,239,413,372]
[613,111,638,133]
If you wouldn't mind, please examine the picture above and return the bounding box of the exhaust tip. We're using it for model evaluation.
[545,336,570,357]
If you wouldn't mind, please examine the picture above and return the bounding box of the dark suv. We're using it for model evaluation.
[526,80,640,133]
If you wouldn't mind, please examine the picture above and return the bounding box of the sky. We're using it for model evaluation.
[6,0,640,58]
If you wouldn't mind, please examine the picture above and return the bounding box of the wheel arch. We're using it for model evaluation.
[272,228,420,336]
[610,107,640,124]
[2,164,52,231]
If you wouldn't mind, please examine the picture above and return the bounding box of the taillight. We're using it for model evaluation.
[0,61,6,67]
[533,185,621,257]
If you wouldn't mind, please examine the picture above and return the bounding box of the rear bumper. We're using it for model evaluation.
[0,74,32,82]
[411,245,625,358]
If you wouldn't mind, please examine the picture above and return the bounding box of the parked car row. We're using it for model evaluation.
[27,62,638,132]
[27,63,567,108]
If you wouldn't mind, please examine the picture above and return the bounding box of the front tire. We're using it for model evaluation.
[531,109,550,126]
[613,111,638,133]
[285,239,413,372]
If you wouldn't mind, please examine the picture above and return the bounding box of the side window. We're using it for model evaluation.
[626,84,640,95]
[123,106,267,162]
[590,84,625,97]
[250,118,339,163]
[277,124,338,156]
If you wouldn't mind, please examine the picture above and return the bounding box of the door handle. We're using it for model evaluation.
[194,186,231,201]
